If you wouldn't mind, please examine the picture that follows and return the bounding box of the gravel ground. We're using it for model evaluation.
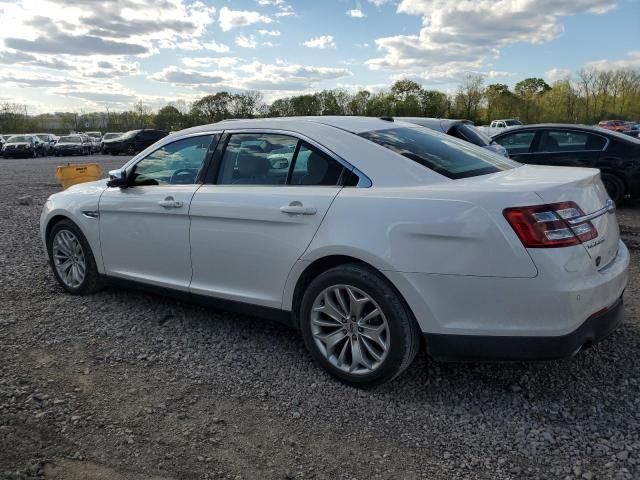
[1,154,639,480]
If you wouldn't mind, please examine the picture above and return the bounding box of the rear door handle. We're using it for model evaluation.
[280,201,317,215]
[158,196,183,209]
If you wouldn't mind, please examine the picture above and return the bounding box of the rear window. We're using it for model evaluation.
[358,127,518,179]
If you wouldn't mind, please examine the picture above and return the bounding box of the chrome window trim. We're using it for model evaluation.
[220,127,372,187]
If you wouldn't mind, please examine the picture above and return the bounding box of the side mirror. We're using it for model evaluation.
[107,169,128,188]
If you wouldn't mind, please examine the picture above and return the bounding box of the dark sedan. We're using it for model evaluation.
[102,129,168,155]
[2,135,46,158]
[493,124,640,204]
[53,135,91,156]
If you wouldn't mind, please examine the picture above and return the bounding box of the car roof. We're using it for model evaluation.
[396,117,472,133]
[493,123,602,134]
[181,116,409,135]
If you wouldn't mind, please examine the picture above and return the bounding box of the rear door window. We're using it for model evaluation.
[535,130,606,152]
[359,127,517,179]
[217,133,298,185]
[290,143,344,186]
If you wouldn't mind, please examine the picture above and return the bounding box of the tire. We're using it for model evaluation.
[47,219,103,295]
[110,151,118,156]
[299,263,421,387]
[126,144,136,155]
[601,173,625,206]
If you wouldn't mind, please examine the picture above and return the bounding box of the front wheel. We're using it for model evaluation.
[299,263,421,387]
[126,144,136,155]
[47,219,103,295]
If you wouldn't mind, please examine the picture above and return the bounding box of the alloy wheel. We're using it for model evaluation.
[310,284,390,375]
[52,230,86,288]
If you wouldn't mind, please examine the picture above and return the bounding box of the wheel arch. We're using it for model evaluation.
[285,253,427,333]
[599,167,628,201]
[43,209,105,273]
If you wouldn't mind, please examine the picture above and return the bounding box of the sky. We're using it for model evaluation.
[0,0,638,114]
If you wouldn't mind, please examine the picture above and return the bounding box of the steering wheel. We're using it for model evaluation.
[169,168,197,185]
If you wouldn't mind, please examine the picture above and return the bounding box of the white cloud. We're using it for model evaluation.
[218,7,272,32]
[368,0,391,5]
[367,0,617,82]
[182,57,242,69]
[235,34,258,49]
[584,50,640,71]
[151,59,351,93]
[545,68,572,82]
[302,35,336,49]
[257,29,281,36]
[204,41,230,53]
[347,9,366,18]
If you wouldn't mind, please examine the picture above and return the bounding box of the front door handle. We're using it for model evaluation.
[280,201,317,215]
[158,196,183,209]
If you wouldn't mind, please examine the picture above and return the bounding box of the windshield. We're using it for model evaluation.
[359,127,518,179]
[59,136,82,143]
[104,133,122,140]
[7,135,32,143]
[122,130,140,139]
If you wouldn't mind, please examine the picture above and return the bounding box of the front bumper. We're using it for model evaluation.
[55,148,83,155]
[425,295,624,361]
[3,149,34,157]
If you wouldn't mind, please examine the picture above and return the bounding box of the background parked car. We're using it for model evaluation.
[100,132,123,153]
[2,135,46,158]
[102,129,168,155]
[598,120,630,133]
[492,124,640,204]
[32,133,57,156]
[53,135,91,156]
[399,117,510,157]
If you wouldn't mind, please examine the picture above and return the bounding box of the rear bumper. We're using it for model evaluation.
[425,295,623,361]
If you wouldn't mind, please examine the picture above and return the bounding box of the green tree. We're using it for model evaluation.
[155,105,183,131]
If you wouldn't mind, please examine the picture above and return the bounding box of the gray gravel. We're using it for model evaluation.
[1,154,639,479]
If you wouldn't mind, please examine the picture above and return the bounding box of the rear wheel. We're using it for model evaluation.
[126,144,136,155]
[299,263,421,387]
[47,219,103,295]
[602,173,625,205]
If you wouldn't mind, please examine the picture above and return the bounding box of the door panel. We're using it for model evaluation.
[189,186,340,307]
[98,134,216,289]
[99,185,200,289]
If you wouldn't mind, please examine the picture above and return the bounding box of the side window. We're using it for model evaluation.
[537,131,586,152]
[217,133,298,185]
[130,135,214,186]
[290,143,344,186]
[535,131,607,152]
[495,132,535,155]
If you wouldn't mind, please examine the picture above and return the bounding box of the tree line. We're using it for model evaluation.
[1,67,639,134]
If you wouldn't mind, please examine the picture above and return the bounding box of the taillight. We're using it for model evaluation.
[504,201,598,248]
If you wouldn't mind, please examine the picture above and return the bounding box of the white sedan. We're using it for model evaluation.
[40,117,629,386]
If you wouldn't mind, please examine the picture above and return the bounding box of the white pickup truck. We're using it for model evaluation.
[477,118,523,137]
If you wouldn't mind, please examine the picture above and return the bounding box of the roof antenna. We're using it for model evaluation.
[379,116,394,122]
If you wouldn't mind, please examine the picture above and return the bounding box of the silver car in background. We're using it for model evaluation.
[399,117,510,157]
